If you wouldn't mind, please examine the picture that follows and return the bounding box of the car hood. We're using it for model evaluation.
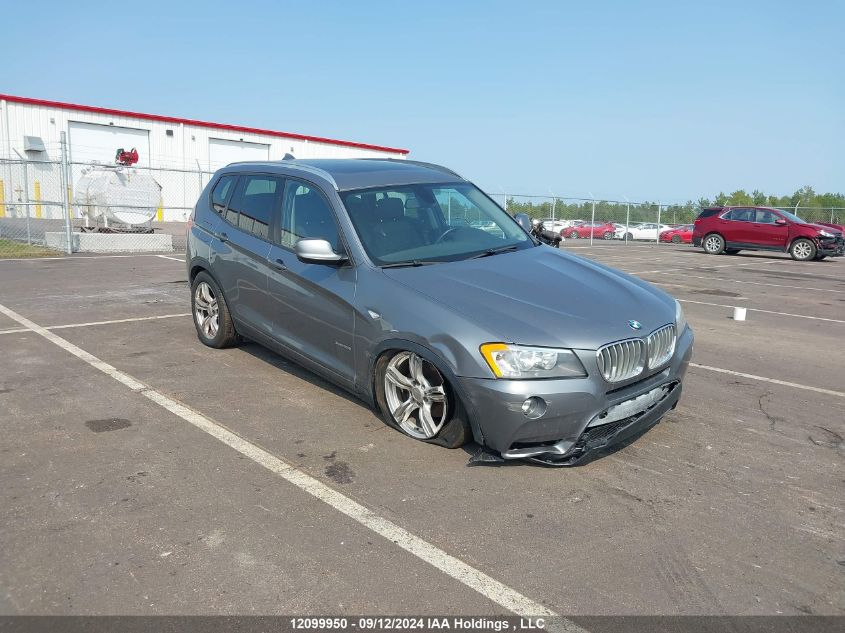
[810,222,844,235]
[382,246,676,350]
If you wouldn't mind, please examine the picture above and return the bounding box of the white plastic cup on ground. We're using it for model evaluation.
[733,306,747,321]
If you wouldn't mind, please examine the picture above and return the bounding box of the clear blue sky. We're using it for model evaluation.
[4,0,842,202]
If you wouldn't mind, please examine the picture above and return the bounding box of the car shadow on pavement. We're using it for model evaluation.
[238,340,373,410]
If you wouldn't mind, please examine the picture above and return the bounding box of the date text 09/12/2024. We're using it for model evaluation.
[289,617,548,631]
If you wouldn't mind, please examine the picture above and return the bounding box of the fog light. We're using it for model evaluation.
[521,397,547,419]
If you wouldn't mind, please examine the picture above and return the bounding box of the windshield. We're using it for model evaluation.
[778,210,806,224]
[340,182,533,265]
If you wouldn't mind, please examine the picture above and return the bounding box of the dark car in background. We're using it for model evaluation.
[186,158,692,466]
[693,206,845,260]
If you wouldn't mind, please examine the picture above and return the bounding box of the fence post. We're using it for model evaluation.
[655,201,661,244]
[624,196,630,244]
[12,149,32,244]
[60,132,73,254]
[589,193,596,246]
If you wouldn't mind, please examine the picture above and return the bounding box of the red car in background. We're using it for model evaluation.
[564,221,615,239]
[693,206,845,261]
[660,224,693,243]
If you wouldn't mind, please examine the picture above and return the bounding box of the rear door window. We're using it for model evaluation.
[210,175,237,214]
[225,175,282,240]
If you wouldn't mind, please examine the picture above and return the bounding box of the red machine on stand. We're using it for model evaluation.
[114,147,139,166]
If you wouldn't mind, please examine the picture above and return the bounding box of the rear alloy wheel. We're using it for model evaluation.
[625,232,634,240]
[790,238,816,261]
[569,232,579,239]
[703,233,725,255]
[671,235,681,243]
[375,350,469,448]
[191,272,238,348]
[603,231,613,240]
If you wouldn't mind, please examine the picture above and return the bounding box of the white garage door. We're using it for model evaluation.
[208,138,270,169]
[69,121,151,166]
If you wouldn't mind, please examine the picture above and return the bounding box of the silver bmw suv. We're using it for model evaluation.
[186,159,693,466]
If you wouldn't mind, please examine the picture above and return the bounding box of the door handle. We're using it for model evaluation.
[272,258,287,271]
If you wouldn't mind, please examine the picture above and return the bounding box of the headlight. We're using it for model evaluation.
[675,300,687,334]
[819,230,834,238]
[480,343,587,379]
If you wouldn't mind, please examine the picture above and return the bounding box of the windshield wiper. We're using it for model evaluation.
[468,245,519,259]
[380,260,444,269]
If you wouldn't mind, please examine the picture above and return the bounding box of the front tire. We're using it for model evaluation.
[603,231,613,240]
[703,233,725,255]
[191,272,238,348]
[671,235,681,243]
[625,232,634,241]
[374,351,470,449]
[568,231,579,239]
[790,238,816,261]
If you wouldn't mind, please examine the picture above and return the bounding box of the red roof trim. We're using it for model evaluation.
[0,94,409,155]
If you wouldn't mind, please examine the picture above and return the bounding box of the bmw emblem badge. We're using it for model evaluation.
[628,320,642,330]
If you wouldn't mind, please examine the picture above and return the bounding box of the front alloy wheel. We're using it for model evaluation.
[790,238,816,261]
[383,351,448,439]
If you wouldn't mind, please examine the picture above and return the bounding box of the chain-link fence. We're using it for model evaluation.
[1,155,843,257]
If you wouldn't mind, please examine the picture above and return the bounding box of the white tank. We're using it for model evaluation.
[74,167,162,226]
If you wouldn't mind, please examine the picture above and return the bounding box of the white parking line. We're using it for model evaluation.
[690,363,844,398]
[0,301,581,631]
[678,299,845,324]
[156,255,186,262]
[0,253,187,262]
[640,271,845,294]
[629,259,781,274]
[0,313,191,336]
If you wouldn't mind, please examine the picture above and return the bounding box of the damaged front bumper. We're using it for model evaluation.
[459,326,693,466]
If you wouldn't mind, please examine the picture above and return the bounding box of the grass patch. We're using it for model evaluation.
[0,238,61,258]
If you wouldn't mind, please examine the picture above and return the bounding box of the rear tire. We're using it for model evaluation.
[374,350,470,449]
[568,232,578,239]
[671,235,681,243]
[790,238,816,261]
[603,231,613,240]
[625,232,634,241]
[191,272,238,349]
[703,233,725,255]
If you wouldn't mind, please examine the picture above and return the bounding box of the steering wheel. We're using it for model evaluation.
[435,226,465,244]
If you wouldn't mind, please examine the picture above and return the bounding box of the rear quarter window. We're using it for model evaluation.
[210,175,237,214]
[696,209,722,219]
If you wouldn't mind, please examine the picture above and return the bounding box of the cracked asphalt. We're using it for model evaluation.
[0,243,842,617]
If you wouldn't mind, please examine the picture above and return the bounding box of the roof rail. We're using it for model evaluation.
[364,157,465,181]
[223,160,340,190]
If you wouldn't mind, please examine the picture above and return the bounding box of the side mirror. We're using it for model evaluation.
[774,218,787,225]
[294,238,347,264]
[514,213,532,233]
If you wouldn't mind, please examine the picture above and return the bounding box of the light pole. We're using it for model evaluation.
[589,191,596,246]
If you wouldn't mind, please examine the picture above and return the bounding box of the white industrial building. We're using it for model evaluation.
[0,94,408,221]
